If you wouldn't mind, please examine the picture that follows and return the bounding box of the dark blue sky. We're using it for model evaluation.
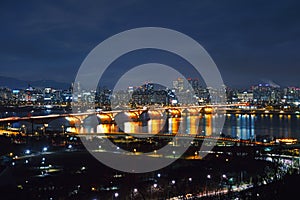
[0,0,299,88]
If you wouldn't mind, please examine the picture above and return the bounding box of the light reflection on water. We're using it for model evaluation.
[72,114,300,140]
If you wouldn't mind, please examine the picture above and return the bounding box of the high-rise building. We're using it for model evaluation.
[252,84,281,104]
[173,78,184,92]
[187,78,199,90]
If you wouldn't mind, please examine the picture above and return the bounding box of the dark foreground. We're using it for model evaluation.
[0,134,299,200]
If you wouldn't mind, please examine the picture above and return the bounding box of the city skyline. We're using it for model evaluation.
[0,74,299,91]
[0,74,300,90]
[0,0,300,88]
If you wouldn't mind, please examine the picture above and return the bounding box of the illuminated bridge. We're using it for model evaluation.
[0,104,245,134]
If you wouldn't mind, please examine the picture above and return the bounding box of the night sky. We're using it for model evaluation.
[0,0,299,88]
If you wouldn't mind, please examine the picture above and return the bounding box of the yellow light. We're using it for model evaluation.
[17,185,23,190]
[276,138,297,144]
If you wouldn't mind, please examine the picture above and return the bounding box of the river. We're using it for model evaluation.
[70,113,300,140]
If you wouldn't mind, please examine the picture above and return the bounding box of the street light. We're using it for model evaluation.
[22,124,29,144]
[151,183,157,199]
[206,174,211,195]
[22,124,26,134]
[219,174,228,193]
[112,192,119,199]
[43,124,48,136]
[61,125,65,135]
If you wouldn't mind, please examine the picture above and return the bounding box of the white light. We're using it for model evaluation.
[207,174,211,179]
[133,188,138,193]
[114,192,119,198]
[43,147,48,152]
[171,180,175,184]
[25,150,30,154]
[188,178,192,182]
[68,145,72,149]
[153,183,157,188]
[171,99,178,104]
[157,173,161,178]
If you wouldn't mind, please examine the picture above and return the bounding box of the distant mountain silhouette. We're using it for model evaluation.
[0,76,70,89]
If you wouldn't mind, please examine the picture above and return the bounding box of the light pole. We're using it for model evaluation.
[206,174,211,195]
[220,174,227,193]
[43,123,48,136]
[151,183,157,199]
[21,124,26,135]
[131,188,138,199]
[61,125,65,135]
[21,124,29,144]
